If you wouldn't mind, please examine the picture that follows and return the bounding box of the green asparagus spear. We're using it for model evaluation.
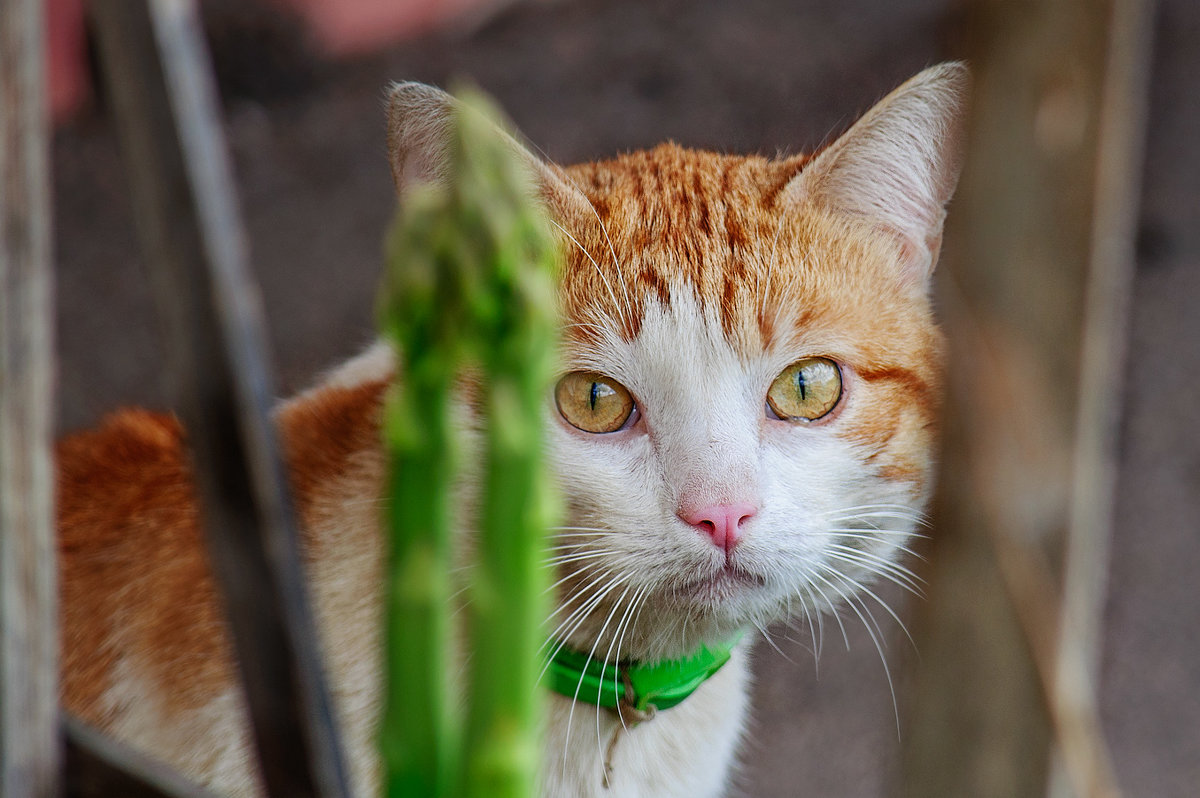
[377,86,560,798]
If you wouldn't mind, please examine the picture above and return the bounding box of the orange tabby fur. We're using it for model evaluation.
[557,146,943,495]
[59,378,391,791]
[59,64,964,796]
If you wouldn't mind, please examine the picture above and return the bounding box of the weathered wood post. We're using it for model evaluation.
[0,0,59,795]
[897,0,1153,796]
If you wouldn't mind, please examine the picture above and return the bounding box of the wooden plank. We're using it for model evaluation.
[0,0,60,795]
[1049,0,1154,794]
[897,0,1152,796]
[63,716,221,798]
[88,2,351,796]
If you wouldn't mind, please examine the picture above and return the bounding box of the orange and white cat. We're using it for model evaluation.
[59,63,967,797]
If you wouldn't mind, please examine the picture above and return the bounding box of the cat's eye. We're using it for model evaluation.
[555,371,635,433]
[766,357,842,422]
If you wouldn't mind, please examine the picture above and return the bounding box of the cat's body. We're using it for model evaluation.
[58,64,967,797]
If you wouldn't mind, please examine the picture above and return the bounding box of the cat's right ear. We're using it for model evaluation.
[385,82,593,225]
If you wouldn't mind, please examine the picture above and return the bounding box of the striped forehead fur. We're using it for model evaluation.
[555,147,938,370]
[557,145,807,352]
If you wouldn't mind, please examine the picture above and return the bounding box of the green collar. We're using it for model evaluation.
[542,632,744,714]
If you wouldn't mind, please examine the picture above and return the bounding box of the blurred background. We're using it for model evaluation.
[50,0,1197,795]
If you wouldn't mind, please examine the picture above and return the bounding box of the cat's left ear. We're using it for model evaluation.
[385,81,595,227]
[785,62,970,283]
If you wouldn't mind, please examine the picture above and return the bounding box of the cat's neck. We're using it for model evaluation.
[540,641,751,798]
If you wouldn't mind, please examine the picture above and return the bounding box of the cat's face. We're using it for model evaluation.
[387,64,966,662]
[545,148,945,661]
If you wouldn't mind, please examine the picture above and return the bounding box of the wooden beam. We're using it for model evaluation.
[1049,0,1153,793]
[0,0,60,795]
[88,2,351,796]
[63,716,221,798]
[897,0,1153,796]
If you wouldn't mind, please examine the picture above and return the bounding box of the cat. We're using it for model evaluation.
[58,62,967,798]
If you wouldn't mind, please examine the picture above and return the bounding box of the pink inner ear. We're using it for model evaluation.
[873,222,939,288]
[781,64,967,289]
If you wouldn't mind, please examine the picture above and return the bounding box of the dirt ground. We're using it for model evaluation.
[53,0,1199,795]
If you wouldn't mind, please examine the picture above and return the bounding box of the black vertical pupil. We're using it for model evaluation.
[794,367,808,401]
[589,381,600,411]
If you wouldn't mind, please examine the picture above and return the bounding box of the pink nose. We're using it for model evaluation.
[680,503,757,553]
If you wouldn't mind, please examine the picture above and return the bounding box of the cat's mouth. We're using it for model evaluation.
[672,563,766,606]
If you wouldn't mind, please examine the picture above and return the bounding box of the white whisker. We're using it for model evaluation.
[801,571,851,649]
[826,545,926,596]
[752,620,793,664]
[545,550,622,569]
[610,585,649,732]
[576,187,635,327]
[820,562,914,651]
[550,218,627,327]
[562,580,631,774]
[814,564,903,738]
[542,568,625,644]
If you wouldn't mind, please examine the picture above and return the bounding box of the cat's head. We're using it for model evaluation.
[386,64,968,662]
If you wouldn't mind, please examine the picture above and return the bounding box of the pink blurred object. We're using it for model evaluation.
[48,0,89,121]
[44,0,520,122]
[276,0,517,55]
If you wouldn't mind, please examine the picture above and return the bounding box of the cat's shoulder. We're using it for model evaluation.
[275,341,394,492]
[57,408,194,542]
